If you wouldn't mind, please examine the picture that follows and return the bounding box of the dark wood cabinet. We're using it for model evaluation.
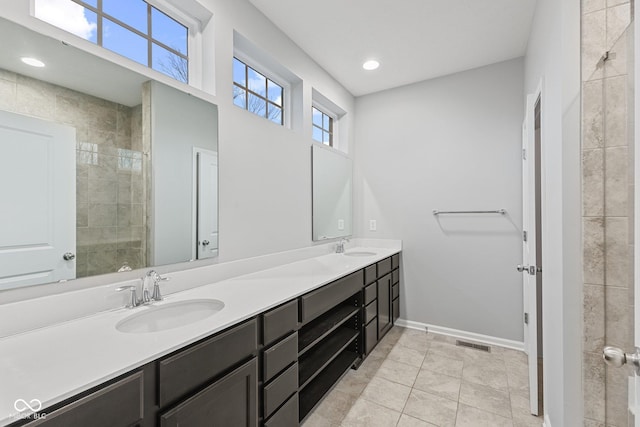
[15,251,401,427]
[22,371,144,427]
[160,358,257,427]
[377,273,392,337]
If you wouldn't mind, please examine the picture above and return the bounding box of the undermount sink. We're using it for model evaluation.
[116,299,225,333]
[343,251,377,257]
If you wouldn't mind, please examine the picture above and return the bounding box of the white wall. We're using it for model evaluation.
[524,0,582,424]
[354,58,525,342]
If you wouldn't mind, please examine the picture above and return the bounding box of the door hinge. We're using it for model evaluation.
[523,230,528,242]
[524,312,529,324]
[522,149,527,160]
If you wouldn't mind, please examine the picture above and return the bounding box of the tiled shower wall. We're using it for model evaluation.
[582,1,635,425]
[0,69,146,278]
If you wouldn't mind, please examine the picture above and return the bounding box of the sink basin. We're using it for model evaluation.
[116,299,224,333]
[343,251,377,257]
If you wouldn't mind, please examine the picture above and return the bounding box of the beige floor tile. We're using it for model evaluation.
[397,413,437,427]
[428,340,468,360]
[301,412,341,427]
[455,403,513,427]
[510,389,533,419]
[333,369,370,397]
[376,358,421,386]
[512,413,545,427]
[458,381,511,418]
[387,344,427,367]
[314,388,358,424]
[413,369,461,401]
[341,397,402,427]
[462,359,509,392]
[360,376,411,412]
[422,351,464,378]
[403,389,458,427]
[397,333,430,352]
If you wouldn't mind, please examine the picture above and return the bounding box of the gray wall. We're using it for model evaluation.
[149,80,218,265]
[354,58,525,342]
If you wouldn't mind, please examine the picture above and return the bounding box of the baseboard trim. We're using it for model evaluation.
[395,318,525,352]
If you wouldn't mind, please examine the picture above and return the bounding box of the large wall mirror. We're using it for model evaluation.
[0,18,218,291]
[311,144,352,241]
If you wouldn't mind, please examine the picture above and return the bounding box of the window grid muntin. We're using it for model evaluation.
[233,58,284,125]
[67,0,188,80]
[312,106,333,146]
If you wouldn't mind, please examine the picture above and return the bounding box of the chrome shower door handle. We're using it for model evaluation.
[603,346,640,374]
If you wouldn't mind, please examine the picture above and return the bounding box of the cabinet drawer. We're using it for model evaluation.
[393,298,400,322]
[364,301,377,324]
[24,371,144,427]
[392,283,399,300]
[160,358,257,427]
[263,332,298,382]
[391,254,400,269]
[264,394,298,427]
[392,269,399,285]
[300,270,363,324]
[377,257,392,277]
[364,265,377,285]
[365,319,377,354]
[263,363,298,418]
[158,318,258,407]
[364,282,376,305]
[263,300,298,346]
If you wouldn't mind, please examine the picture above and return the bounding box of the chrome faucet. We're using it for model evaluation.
[116,270,169,308]
[336,238,349,254]
[145,270,169,302]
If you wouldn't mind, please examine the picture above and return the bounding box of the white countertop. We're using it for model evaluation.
[0,244,400,425]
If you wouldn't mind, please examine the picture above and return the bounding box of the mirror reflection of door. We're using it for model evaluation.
[196,149,218,259]
[0,111,76,290]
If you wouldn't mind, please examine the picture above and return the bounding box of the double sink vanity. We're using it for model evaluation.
[1,241,401,427]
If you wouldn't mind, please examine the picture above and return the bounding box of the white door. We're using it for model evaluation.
[0,110,75,290]
[521,91,540,415]
[196,150,218,259]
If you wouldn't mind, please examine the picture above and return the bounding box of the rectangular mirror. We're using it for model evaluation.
[0,18,218,291]
[312,144,352,241]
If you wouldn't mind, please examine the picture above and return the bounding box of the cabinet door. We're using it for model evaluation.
[160,358,258,427]
[377,274,392,337]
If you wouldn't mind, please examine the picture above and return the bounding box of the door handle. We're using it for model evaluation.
[517,265,537,275]
[603,346,640,374]
[202,240,210,246]
[63,252,76,261]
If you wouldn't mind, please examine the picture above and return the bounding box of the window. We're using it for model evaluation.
[233,57,284,125]
[312,107,333,146]
[34,0,189,83]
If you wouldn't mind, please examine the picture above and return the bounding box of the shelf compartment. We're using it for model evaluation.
[299,350,358,421]
[298,305,359,356]
[299,327,359,389]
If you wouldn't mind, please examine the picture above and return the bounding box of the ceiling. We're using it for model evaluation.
[249,0,538,97]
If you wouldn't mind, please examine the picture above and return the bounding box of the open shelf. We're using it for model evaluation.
[299,350,358,421]
[298,305,359,356]
[299,327,359,389]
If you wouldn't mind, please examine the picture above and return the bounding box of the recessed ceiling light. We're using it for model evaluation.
[362,60,380,71]
[21,57,45,68]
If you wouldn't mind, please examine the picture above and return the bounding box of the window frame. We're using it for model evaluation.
[35,0,192,83]
[311,106,334,147]
[233,50,292,128]
[233,57,285,125]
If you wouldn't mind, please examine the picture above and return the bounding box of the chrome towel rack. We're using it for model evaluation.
[432,209,506,215]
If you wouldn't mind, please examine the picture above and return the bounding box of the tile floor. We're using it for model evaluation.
[302,326,544,427]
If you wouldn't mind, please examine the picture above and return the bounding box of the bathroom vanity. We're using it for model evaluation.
[2,246,401,427]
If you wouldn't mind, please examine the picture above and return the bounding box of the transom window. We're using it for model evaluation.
[233,57,284,125]
[34,0,189,83]
[312,107,333,146]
